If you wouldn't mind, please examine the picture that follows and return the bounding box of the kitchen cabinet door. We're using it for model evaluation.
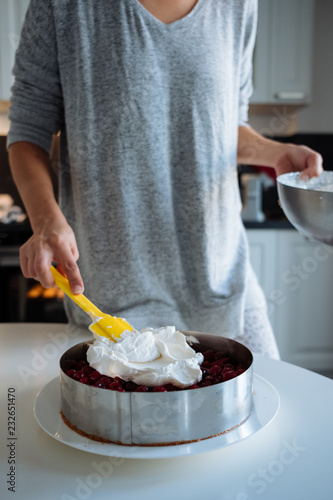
[251,0,314,104]
[0,0,29,101]
[274,230,333,372]
[247,228,333,373]
[251,0,270,104]
[246,229,279,338]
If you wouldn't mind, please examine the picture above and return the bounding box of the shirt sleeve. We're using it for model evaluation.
[238,0,258,126]
[7,0,63,155]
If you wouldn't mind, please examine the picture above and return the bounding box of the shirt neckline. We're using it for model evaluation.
[130,0,205,28]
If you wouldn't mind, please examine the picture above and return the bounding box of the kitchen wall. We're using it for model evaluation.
[1,0,332,138]
[297,0,333,133]
[249,0,333,135]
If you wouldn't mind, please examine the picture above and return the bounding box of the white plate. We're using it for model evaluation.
[33,374,279,459]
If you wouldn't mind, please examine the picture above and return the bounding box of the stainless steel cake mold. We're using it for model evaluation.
[59,332,253,445]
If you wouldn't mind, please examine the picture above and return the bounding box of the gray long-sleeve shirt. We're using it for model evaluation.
[8,0,266,337]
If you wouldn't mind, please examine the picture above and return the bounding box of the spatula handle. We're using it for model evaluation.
[50,265,103,320]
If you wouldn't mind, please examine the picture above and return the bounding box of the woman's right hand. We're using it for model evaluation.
[20,214,84,295]
[8,142,84,295]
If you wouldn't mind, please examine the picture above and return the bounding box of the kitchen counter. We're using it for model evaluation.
[243,218,294,229]
[1,323,333,500]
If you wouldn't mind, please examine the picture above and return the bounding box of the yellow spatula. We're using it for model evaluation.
[50,265,133,341]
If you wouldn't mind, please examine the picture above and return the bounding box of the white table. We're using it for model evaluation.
[1,323,333,500]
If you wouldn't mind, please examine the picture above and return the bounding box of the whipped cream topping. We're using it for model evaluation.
[278,171,333,191]
[86,326,203,388]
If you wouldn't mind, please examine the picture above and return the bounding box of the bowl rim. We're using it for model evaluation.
[59,332,254,393]
[277,171,333,190]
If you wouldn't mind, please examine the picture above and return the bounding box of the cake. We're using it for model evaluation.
[59,329,253,446]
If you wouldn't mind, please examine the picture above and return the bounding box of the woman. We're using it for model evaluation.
[8,0,322,358]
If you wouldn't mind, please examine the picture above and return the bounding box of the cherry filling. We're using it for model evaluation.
[63,346,246,392]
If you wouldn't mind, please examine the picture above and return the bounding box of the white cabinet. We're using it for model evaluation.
[0,0,30,101]
[274,231,333,372]
[247,229,333,373]
[246,229,279,336]
[251,0,314,104]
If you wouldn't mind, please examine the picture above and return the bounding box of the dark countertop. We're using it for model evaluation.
[243,217,295,229]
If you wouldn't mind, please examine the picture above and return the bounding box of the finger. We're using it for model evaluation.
[19,250,31,279]
[55,247,84,295]
[62,261,84,295]
[20,239,37,279]
[69,241,80,261]
[27,255,39,280]
[300,152,323,180]
[34,252,55,288]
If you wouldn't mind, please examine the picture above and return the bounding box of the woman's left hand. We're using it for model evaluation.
[274,143,323,179]
[237,126,324,179]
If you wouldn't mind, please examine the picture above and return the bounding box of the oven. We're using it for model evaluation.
[0,135,66,323]
[0,223,67,323]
